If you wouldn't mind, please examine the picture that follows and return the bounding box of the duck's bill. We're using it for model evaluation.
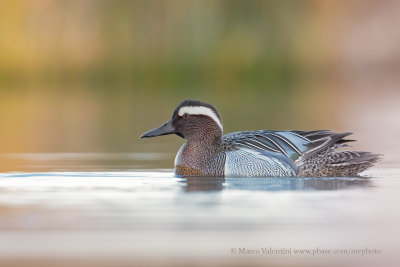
[140,119,176,138]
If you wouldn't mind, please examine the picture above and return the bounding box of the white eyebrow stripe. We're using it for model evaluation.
[178,106,223,131]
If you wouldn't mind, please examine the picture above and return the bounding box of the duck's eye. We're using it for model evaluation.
[183,113,189,118]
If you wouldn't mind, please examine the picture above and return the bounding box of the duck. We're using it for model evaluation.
[140,99,379,177]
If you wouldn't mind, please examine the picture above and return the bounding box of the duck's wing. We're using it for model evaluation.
[222,130,353,162]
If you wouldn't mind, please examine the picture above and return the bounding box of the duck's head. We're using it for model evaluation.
[140,100,223,141]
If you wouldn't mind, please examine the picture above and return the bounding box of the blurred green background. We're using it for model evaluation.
[1,0,399,168]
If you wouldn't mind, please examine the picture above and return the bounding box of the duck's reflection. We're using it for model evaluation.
[180,177,371,192]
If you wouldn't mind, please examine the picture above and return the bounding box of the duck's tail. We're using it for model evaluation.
[297,144,381,177]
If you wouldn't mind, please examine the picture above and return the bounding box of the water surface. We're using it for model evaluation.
[0,154,399,266]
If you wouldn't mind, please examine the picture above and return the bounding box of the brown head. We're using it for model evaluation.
[140,100,223,144]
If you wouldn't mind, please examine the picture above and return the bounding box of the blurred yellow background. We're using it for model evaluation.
[0,0,399,161]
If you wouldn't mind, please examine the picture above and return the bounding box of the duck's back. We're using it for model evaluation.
[222,130,379,177]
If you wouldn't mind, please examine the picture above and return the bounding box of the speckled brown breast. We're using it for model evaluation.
[175,165,203,176]
[174,143,225,177]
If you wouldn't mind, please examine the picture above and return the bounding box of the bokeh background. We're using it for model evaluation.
[1,0,399,171]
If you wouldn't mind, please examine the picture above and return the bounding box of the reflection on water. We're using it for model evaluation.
[0,153,398,266]
[181,177,371,192]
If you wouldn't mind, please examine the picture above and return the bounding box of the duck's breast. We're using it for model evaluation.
[174,143,225,177]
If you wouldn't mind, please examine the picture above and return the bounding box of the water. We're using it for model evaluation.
[0,154,399,266]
